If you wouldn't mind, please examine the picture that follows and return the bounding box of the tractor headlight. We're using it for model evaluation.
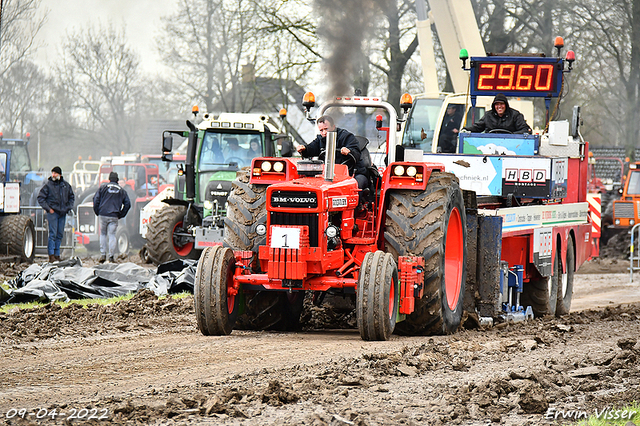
[615,219,621,225]
[273,161,284,172]
[406,166,417,177]
[80,225,85,232]
[204,200,213,210]
[261,161,272,172]
[394,165,405,176]
[89,225,95,232]
[326,225,339,238]
[256,224,267,235]
[631,220,636,226]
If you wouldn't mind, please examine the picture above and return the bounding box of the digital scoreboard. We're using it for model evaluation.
[469,57,564,98]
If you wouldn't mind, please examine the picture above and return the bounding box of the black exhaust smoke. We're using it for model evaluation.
[313,0,389,96]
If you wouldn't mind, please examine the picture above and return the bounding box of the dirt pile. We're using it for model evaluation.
[0,290,194,344]
[600,230,631,260]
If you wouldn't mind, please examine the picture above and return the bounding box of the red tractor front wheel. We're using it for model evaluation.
[357,251,399,341]
[194,245,240,335]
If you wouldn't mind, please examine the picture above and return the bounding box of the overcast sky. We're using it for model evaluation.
[34,0,177,73]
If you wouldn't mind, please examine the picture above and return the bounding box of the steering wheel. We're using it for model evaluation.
[317,149,356,168]
[226,156,245,167]
[488,129,513,134]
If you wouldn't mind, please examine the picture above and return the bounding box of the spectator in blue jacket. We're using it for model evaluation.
[93,171,131,263]
[37,166,75,263]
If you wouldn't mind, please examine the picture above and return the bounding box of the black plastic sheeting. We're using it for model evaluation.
[0,258,197,306]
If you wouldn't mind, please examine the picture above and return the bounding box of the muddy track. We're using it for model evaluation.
[1,260,640,425]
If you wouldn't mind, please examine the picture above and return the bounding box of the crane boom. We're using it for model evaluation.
[416,0,486,93]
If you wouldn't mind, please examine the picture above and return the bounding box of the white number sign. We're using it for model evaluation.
[270,227,301,249]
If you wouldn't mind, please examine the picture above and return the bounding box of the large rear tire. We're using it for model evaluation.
[357,251,399,341]
[0,215,35,263]
[223,169,267,254]
[237,290,306,331]
[195,245,240,335]
[556,237,574,316]
[384,171,466,335]
[146,204,199,264]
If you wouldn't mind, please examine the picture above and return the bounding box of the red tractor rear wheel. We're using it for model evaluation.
[357,251,399,341]
[194,245,240,335]
[384,171,466,335]
[224,169,267,254]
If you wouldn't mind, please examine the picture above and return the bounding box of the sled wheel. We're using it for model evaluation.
[357,251,399,341]
[194,245,240,335]
[556,236,574,316]
[522,246,558,317]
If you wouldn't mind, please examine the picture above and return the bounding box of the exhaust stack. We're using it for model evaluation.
[324,131,336,181]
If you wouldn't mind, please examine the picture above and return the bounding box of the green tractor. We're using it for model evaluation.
[145,110,294,264]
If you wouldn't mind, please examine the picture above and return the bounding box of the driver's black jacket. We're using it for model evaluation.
[463,94,532,134]
[301,127,367,176]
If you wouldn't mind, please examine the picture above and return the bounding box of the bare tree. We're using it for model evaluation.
[0,0,47,139]
[57,23,145,153]
[157,0,268,113]
[566,0,640,150]
[257,0,419,108]
[0,0,45,78]
[0,59,47,136]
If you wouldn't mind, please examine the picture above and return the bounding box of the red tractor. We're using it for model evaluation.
[194,94,466,341]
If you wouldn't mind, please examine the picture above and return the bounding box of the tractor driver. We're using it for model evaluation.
[297,115,369,202]
[463,93,532,134]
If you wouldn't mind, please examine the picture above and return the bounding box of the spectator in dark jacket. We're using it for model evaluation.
[464,93,532,134]
[296,115,368,199]
[93,171,131,263]
[37,166,75,263]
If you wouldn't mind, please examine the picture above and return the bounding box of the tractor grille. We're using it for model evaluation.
[270,212,319,247]
[77,205,97,233]
[614,202,635,219]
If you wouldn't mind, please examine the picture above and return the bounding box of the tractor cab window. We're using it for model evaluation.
[199,132,263,170]
[246,136,263,161]
[0,152,6,181]
[402,98,444,152]
[0,143,31,175]
[466,107,486,127]
[437,104,464,153]
[627,171,640,195]
[220,136,246,164]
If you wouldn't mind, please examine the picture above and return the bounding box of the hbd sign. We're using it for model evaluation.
[502,157,551,198]
[504,168,547,183]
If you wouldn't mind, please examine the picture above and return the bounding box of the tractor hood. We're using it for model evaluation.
[266,166,359,213]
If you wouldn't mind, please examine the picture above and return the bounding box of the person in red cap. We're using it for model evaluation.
[92,171,131,263]
[37,166,75,262]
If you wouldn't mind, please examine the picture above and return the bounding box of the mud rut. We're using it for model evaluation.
[1,258,640,425]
